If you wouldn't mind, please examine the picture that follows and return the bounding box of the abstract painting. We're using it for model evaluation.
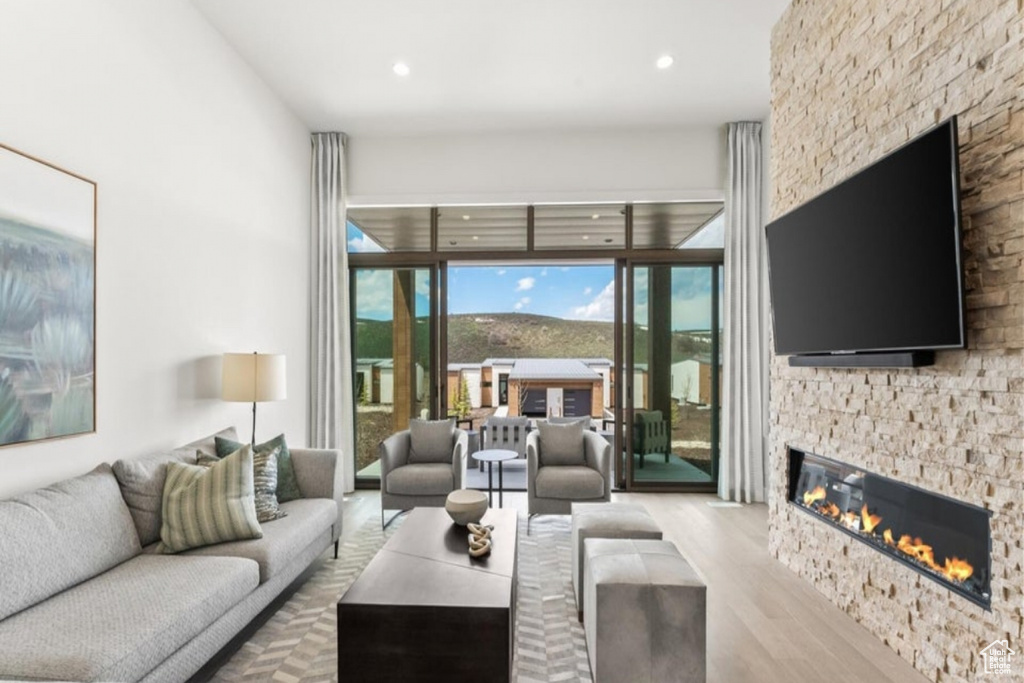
[0,144,95,446]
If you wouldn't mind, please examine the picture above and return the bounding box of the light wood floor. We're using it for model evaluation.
[339,489,928,683]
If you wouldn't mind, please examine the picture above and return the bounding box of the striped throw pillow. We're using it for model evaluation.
[160,444,263,553]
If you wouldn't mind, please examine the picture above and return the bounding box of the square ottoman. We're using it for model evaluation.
[571,502,662,619]
[583,538,706,683]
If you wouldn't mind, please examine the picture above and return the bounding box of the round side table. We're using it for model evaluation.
[472,449,519,508]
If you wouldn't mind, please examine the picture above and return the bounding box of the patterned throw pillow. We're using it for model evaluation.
[216,434,301,503]
[159,445,263,553]
[201,445,286,523]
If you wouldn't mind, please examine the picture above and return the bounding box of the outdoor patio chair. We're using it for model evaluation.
[478,416,530,470]
[633,409,669,468]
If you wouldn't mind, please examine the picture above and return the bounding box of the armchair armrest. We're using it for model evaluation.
[526,431,541,497]
[582,431,612,500]
[291,448,344,542]
[452,429,468,489]
[379,430,411,492]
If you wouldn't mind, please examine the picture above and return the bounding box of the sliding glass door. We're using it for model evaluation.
[623,263,721,491]
[351,267,435,485]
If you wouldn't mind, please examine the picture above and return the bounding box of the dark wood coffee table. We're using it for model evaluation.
[337,507,518,683]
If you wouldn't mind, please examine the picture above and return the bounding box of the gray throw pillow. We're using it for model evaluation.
[537,420,586,466]
[112,448,198,546]
[408,418,455,464]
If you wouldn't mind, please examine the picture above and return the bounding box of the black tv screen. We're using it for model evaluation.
[766,118,965,356]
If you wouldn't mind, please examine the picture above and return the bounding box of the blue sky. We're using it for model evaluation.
[349,221,718,329]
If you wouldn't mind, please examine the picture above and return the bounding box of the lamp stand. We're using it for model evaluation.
[250,400,257,448]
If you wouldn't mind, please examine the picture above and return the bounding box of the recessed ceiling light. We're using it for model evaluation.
[582,235,590,240]
[656,55,674,70]
[393,62,410,77]
[472,235,479,240]
[462,215,471,221]
[591,214,600,220]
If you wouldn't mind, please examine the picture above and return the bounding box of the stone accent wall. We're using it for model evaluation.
[768,1,1023,681]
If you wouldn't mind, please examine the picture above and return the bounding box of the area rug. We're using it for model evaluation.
[211,513,591,683]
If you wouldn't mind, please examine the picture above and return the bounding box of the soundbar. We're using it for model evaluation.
[788,351,935,369]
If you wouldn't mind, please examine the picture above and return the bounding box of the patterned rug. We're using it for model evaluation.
[211,513,591,683]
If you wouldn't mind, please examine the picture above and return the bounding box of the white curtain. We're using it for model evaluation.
[310,132,355,493]
[720,121,768,503]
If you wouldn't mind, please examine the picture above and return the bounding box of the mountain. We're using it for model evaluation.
[355,312,713,365]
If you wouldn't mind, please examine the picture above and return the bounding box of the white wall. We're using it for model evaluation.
[0,0,310,497]
[348,126,726,206]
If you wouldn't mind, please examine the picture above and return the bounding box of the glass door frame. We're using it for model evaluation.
[618,259,722,493]
[348,204,725,490]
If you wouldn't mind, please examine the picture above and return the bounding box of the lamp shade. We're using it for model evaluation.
[222,353,287,403]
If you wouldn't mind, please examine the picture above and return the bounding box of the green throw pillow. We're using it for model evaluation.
[159,445,262,553]
[216,433,301,503]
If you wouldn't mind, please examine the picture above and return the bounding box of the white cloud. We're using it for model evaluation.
[569,280,615,321]
[496,269,506,276]
[516,277,535,292]
[348,234,386,253]
[583,286,593,296]
[513,296,531,311]
[354,270,393,318]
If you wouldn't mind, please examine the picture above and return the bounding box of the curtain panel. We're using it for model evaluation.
[720,121,768,503]
[310,132,355,492]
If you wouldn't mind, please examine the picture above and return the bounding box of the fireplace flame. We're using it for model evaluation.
[801,489,974,584]
[861,505,882,534]
[803,486,827,506]
[897,535,936,568]
[944,557,973,582]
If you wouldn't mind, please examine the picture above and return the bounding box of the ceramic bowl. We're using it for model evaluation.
[445,489,488,526]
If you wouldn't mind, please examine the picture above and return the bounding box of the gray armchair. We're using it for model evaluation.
[379,423,468,528]
[527,423,611,531]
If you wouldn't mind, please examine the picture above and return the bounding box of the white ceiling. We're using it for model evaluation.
[192,0,791,136]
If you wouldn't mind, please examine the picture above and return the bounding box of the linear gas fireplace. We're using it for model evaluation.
[787,447,992,609]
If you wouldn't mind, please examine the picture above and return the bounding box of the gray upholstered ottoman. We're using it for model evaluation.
[571,502,662,619]
[583,538,706,683]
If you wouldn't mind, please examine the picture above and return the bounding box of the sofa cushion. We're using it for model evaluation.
[0,464,141,622]
[0,554,258,682]
[181,425,238,459]
[408,418,456,464]
[535,465,605,500]
[182,497,337,583]
[160,445,263,553]
[216,433,302,502]
[537,420,586,466]
[113,448,198,545]
[386,463,454,496]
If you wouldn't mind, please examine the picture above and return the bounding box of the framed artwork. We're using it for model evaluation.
[0,144,96,446]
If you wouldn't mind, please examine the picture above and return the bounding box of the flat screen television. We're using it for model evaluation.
[765,117,965,363]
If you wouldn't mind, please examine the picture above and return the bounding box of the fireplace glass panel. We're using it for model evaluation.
[787,447,991,609]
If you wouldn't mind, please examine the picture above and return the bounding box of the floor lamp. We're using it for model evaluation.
[222,352,287,447]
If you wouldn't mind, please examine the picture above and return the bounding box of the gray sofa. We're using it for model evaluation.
[0,429,343,683]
